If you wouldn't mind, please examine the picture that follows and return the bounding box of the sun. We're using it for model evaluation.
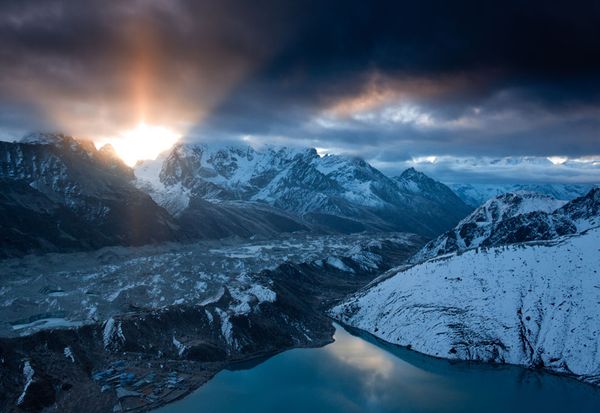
[100,123,180,167]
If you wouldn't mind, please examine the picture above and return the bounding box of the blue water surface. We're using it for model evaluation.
[155,324,600,412]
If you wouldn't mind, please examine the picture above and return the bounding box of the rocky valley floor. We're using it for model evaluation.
[0,232,423,412]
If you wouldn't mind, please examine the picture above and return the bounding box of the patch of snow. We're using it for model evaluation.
[326,257,354,273]
[204,309,214,324]
[64,346,75,363]
[199,288,225,306]
[172,336,186,356]
[12,318,88,334]
[16,361,34,406]
[102,317,125,350]
[215,308,236,349]
[229,283,277,315]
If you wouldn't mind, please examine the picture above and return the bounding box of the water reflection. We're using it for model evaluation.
[155,324,600,413]
[323,328,450,409]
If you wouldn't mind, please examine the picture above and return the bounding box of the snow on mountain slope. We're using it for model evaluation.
[555,186,600,231]
[460,192,566,222]
[413,189,600,263]
[393,168,472,215]
[135,143,315,238]
[449,183,592,207]
[135,143,471,237]
[136,143,398,213]
[331,226,600,385]
[136,143,311,204]
[395,168,462,202]
[135,150,192,216]
[412,192,565,262]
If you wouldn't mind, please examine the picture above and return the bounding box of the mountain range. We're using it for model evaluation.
[0,134,471,257]
[2,132,600,410]
[135,143,472,237]
[448,183,593,207]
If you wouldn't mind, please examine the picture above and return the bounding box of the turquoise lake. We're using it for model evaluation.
[155,324,600,412]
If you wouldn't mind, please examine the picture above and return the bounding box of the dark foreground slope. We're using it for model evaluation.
[0,134,181,257]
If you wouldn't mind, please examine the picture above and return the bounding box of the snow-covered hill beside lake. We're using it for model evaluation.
[331,226,600,386]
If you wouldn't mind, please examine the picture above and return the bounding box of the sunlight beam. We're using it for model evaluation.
[97,123,180,166]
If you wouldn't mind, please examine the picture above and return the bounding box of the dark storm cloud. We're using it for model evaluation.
[0,0,598,181]
[201,0,600,107]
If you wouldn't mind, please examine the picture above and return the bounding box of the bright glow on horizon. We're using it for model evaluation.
[547,156,568,165]
[98,123,180,166]
[411,156,438,164]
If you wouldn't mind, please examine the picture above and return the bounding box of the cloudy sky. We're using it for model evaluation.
[0,0,598,183]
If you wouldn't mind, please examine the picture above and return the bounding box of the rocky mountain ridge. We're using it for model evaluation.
[0,133,470,256]
[412,189,599,263]
[135,142,472,237]
[0,134,180,257]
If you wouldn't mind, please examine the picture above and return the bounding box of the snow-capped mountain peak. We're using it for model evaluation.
[20,132,70,145]
[0,134,180,256]
[134,143,471,236]
[393,167,471,210]
[397,167,425,181]
[19,132,99,158]
[458,192,565,227]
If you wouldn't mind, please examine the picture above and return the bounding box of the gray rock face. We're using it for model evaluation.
[392,167,472,222]
[484,211,576,246]
[555,187,600,229]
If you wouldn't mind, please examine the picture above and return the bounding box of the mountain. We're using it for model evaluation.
[393,168,472,220]
[0,133,180,257]
[556,186,600,231]
[448,183,593,207]
[411,190,599,263]
[331,226,600,386]
[135,143,471,237]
